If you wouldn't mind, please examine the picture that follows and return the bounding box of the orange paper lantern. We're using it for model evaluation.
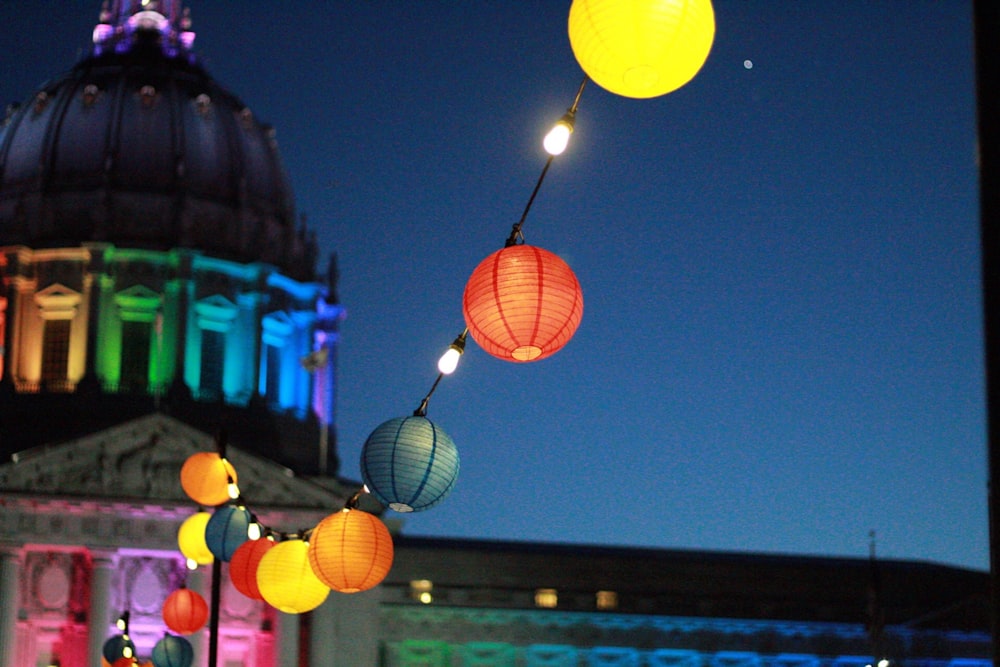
[463,244,583,362]
[180,452,237,507]
[256,539,330,613]
[229,537,275,600]
[162,587,209,635]
[308,509,394,593]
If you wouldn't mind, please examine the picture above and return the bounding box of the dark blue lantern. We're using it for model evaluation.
[205,504,252,561]
[102,633,135,663]
[360,415,460,512]
[152,633,195,667]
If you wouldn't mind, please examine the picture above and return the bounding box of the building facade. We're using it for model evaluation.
[0,2,991,666]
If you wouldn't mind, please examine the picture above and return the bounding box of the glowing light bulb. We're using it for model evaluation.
[437,346,462,374]
[185,557,198,570]
[543,118,573,155]
[247,521,262,541]
[437,332,467,375]
[227,478,240,500]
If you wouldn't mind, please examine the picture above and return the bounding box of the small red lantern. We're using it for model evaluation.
[229,537,274,600]
[162,587,209,635]
[308,509,394,593]
[180,452,237,507]
[463,244,583,362]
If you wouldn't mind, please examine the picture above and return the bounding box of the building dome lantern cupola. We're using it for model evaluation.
[93,0,196,57]
[0,0,314,281]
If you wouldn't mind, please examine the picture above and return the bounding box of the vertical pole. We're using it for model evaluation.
[973,2,1000,665]
[208,556,221,667]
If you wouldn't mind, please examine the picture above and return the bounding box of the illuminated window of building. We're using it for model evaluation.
[120,320,151,391]
[596,590,618,610]
[263,343,281,400]
[260,311,296,409]
[35,283,82,391]
[410,579,433,604]
[200,329,224,399]
[193,293,239,402]
[534,588,558,609]
[41,319,71,388]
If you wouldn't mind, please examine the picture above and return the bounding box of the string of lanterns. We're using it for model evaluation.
[99,1,715,664]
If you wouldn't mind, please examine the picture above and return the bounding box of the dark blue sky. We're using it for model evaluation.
[1,1,986,571]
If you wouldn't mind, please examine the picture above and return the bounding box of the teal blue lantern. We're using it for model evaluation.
[152,633,194,667]
[360,415,460,512]
[102,634,135,663]
[205,504,252,561]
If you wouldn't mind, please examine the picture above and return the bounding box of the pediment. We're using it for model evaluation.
[35,282,80,300]
[116,284,161,301]
[0,413,353,510]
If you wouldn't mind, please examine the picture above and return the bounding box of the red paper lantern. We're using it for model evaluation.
[463,244,583,362]
[308,509,394,593]
[180,452,237,507]
[162,587,209,635]
[229,537,275,600]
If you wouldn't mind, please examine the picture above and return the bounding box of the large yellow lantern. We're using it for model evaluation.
[308,509,394,593]
[568,0,716,99]
[177,510,214,566]
[256,539,330,614]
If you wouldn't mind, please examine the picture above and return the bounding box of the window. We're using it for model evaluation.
[264,343,282,403]
[41,319,71,389]
[410,579,433,604]
[200,329,224,399]
[534,588,558,609]
[120,320,151,392]
[596,590,618,610]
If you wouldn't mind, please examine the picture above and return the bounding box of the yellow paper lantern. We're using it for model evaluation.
[568,0,716,99]
[256,539,330,614]
[177,511,214,566]
[308,509,394,593]
[180,452,237,507]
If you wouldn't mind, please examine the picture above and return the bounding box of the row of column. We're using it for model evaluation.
[0,546,379,667]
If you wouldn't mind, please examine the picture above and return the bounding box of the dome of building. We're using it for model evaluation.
[0,0,316,281]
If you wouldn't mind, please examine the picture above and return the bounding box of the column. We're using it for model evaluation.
[309,590,380,667]
[0,251,21,385]
[81,243,110,385]
[277,612,300,667]
[187,565,210,666]
[87,550,117,667]
[0,548,21,666]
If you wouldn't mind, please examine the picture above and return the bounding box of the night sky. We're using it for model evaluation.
[0,2,987,571]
